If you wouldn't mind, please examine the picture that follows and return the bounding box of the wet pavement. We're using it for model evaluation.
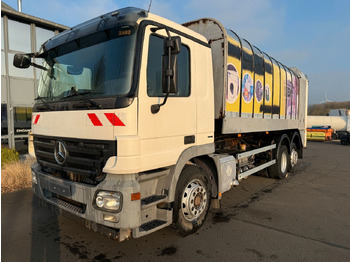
[2,141,350,261]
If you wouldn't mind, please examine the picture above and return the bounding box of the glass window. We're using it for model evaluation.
[1,51,6,75]
[8,53,34,78]
[13,107,32,134]
[37,27,136,100]
[36,27,55,51]
[147,34,190,97]
[1,17,4,50]
[1,104,7,122]
[14,107,32,122]
[8,19,31,52]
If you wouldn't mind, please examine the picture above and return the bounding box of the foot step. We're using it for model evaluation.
[140,220,167,232]
[141,195,166,206]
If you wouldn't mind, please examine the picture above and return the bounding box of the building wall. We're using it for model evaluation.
[1,6,68,149]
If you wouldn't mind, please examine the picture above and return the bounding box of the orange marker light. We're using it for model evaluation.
[131,192,141,201]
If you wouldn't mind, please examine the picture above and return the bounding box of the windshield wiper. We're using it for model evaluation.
[63,87,102,109]
[35,96,54,110]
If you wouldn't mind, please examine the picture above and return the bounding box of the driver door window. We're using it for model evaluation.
[146,34,190,97]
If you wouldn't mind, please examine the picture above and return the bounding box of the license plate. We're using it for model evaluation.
[49,181,71,197]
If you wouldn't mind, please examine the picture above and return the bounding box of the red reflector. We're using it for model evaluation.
[33,115,40,124]
[87,113,103,126]
[131,193,141,201]
[104,113,125,126]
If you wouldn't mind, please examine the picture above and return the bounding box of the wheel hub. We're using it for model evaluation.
[181,179,207,221]
[291,149,298,167]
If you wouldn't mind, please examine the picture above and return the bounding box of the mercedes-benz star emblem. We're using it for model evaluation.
[54,141,68,165]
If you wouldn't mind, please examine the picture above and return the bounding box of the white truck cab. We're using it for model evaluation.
[14,7,308,241]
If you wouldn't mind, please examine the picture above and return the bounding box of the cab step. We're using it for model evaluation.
[140,220,167,232]
[133,210,173,238]
[141,195,167,209]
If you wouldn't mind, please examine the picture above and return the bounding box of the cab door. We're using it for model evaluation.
[137,25,196,172]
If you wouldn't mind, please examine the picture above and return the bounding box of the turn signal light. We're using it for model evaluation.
[131,192,141,201]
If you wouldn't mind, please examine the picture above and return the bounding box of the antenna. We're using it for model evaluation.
[147,0,153,13]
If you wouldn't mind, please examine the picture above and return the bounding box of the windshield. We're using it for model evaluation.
[37,26,137,101]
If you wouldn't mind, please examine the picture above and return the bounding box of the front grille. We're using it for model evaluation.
[34,135,116,185]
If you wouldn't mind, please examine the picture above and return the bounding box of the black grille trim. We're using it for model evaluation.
[47,194,86,214]
[34,135,117,185]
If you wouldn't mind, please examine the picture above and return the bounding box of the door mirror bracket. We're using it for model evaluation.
[150,26,181,114]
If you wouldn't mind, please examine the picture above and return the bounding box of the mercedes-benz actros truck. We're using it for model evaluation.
[14,7,308,241]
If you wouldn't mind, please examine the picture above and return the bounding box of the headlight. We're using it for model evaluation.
[94,191,122,212]
[32,171,37,185]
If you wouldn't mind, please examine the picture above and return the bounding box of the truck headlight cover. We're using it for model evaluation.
[32,171,37,185]
[94,191,122,212]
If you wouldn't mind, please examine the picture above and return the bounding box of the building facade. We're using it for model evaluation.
[1,2,68,149]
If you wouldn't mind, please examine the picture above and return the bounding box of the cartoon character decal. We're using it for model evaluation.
[292,76,299,117]
[226,64,240,104]
[286,80,293,117]
[265,84,270,102]
[242,73,253,103]
[255,80,263,103]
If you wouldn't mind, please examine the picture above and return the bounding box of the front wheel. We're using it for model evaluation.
[268,145,289,179]
[173,165,211,236]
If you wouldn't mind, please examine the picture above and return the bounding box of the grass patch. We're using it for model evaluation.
[1,158,35,193]
[1,147,19,167]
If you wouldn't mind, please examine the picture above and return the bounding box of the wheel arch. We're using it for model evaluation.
[290,131,303,158]
[276,133,291,156]
[167,144,215,203]
[192,155,218,199]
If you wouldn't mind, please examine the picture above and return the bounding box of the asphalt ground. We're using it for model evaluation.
[2,141,350,261]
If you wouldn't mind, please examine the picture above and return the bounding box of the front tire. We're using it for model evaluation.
[173,165,211,236]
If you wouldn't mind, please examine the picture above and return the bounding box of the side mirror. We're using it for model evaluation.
[150,29,182,114]
[13,53,32,68]
[163,36,181,54]
[162,54,178,94]
[161,36,181,94]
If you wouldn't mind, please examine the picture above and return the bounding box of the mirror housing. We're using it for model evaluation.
[13,53,32,69]
[161,36,181,94]
[150,28,182,114]
[162,54,178,94]
[164,36,181,54]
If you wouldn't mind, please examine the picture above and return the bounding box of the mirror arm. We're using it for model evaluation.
[30,62,48,71]
[151,28,173,114]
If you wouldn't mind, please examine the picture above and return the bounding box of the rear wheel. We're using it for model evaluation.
[173,165,211,236]
[269,145,289,179]
[289,143,298,172]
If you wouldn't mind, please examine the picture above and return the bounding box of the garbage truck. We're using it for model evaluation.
[14,7,308,241]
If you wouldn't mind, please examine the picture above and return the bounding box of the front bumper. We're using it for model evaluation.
[31,162,141,241]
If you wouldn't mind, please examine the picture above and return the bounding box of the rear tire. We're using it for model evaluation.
[269,145,289,179]
[289,143,298,172]
[173,165,211,236]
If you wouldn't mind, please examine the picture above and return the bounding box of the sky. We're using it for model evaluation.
[4,0,350,104]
